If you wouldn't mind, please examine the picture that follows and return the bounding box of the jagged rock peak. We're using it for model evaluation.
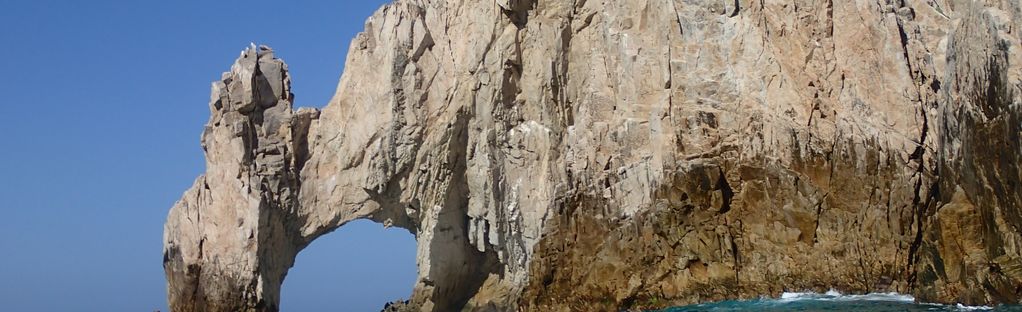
[164,45,317,312]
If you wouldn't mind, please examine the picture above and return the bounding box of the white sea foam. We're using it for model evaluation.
[771,289,995,311]
[955,303,994,311]
[777,289,913,303]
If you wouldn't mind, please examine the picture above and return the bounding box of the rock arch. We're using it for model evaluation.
[280,219,416,311]
[165,1,1022,311]
[162,42,503,312]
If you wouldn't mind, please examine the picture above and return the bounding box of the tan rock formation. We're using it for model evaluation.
[164,0,1022,311]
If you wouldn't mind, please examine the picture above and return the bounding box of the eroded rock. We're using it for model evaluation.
[164,0,1022,311]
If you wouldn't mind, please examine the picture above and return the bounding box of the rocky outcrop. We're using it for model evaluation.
[164,0,1022,311]
[163,45,317,311]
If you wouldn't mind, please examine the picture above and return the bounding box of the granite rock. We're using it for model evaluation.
[164,1,1022,311]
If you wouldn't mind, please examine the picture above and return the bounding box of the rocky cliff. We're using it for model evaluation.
[163,0,1022,311]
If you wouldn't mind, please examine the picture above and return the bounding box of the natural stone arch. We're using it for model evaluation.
[165,0,1022,311]
[280,219,417,311]
[163,43,502,312]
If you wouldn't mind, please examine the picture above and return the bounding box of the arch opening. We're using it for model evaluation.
[281,219,417,311]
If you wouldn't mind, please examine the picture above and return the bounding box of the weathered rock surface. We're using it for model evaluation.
[164,0,1022,311]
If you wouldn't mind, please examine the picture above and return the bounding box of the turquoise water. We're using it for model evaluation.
[660,291,1022,311]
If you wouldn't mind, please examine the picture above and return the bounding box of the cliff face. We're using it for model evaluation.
[163,0,1022,311]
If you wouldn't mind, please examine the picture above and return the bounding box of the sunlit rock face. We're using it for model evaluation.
[164,0,1022,311]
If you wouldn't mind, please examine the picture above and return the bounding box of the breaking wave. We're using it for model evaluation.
[777,289,915,303]
[657,289,1016,311]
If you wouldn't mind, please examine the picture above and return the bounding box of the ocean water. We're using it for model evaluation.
[659,290,1022,311]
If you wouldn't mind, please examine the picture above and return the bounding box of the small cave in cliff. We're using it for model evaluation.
[280,220,417,311]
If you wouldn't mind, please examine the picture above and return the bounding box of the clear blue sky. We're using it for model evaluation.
[0,1,417,311]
